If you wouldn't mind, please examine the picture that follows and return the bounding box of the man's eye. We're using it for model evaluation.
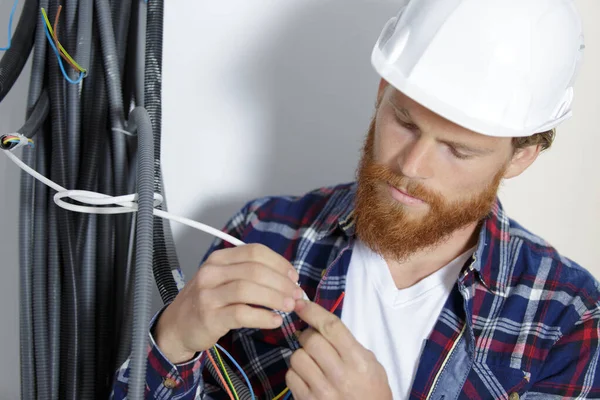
[449,147,471,160]
[398,119,418,131]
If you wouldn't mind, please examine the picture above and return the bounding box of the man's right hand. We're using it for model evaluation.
[154,243,303,364]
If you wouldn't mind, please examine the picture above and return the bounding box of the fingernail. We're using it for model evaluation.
[288,269,299,281]
[295,299,307,310]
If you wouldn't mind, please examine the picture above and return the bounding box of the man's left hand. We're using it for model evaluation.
[286,299,393,400]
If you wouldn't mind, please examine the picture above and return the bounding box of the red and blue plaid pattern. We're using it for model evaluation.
[111,183,600,399]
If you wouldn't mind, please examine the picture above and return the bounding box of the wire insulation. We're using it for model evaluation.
[207,350,235,400]
[0,0,19,51]
[41,9,85,84]
[215,343,256,400]
[214,346,240,400]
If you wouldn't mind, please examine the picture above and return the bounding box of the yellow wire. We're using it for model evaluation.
[40,8,87,73]
[272,387,289,400]
[213,346,240,400]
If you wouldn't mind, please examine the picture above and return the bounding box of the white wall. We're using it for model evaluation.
[0,0,598,396]
[161,0,600,284]
[0,1,28,397]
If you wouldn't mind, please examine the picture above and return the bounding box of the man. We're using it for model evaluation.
[112,0,599,398]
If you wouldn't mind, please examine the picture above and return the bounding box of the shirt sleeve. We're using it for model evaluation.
[110,201,254,399]
[110,306,205,400]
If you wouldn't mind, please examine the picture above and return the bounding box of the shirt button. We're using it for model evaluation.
[509,393,520,400]
[321,269,327,277]
[163,377,178,389]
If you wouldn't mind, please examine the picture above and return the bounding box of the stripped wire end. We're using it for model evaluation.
[1,134,34,150]
[40,7,87,84]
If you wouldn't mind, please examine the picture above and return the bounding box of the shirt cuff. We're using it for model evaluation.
[145,306,205,398]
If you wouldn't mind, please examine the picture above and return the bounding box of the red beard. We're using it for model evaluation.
[354,116,504,262]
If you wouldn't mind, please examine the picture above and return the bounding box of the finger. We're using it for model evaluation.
[206,243,299,281]
[214,280,296,312]
[298,328,344,383]
[220,304,283,331]
[285,369,311,400]
[294,299,360,361]
[289,348,334,398]
[197,263,302,299]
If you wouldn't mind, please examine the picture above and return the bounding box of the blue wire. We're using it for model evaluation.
[214,343,256,400]
[41,13,84,85]
[0,0,19,51]
[282,391,292,400]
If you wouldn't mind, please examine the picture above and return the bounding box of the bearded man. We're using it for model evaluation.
[112,0,600,399]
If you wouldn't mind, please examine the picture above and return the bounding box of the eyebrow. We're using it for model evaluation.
[389,99,493,156]
[390,101,412,120]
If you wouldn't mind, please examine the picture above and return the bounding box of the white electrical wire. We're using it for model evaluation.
[2,135,245,247]
[3,133,309,300]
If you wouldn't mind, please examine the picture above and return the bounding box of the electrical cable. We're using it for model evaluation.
[5,139,243,245]
[205,349,253,400]
[40,7,86,74]
[214,346,241,400]
[215,343,257,400]
[207,350,236,400]
[16,90,50,138]
[273,388,289,400]
[0,0,19,51]
[41,10,85,85]
[0,0,37,103]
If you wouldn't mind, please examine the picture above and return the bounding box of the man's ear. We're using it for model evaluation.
[504,144,541,179]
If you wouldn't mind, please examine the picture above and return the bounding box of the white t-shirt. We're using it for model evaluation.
[341,240,475,399]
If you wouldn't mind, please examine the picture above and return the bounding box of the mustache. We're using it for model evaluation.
[361,162,442,205]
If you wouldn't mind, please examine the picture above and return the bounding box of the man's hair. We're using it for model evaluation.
[512,129,556,152]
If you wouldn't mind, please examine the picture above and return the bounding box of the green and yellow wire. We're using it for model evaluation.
[40,7,87,75]
[214,346,240,400]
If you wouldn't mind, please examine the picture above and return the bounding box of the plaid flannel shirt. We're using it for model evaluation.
[111,182,600,399]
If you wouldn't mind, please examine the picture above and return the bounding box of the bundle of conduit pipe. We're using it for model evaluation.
[0,0,190,398]
[2,0,260,398]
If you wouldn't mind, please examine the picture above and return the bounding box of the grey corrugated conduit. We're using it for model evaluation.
[97,145,117,398]
[48,202,62,400]
[31,131,49,398]
[45,3,80,398]
[18,0,45,398]
[145,0,180,304]
[17,90,49,138]
[127,106,156,400]
[0,0,191,397]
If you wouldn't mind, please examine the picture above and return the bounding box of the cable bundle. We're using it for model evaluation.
[0,1,180,399]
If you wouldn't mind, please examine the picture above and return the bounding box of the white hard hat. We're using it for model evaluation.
[371,0,585,138]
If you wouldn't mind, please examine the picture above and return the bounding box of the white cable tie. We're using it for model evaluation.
[112,127,137,137]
